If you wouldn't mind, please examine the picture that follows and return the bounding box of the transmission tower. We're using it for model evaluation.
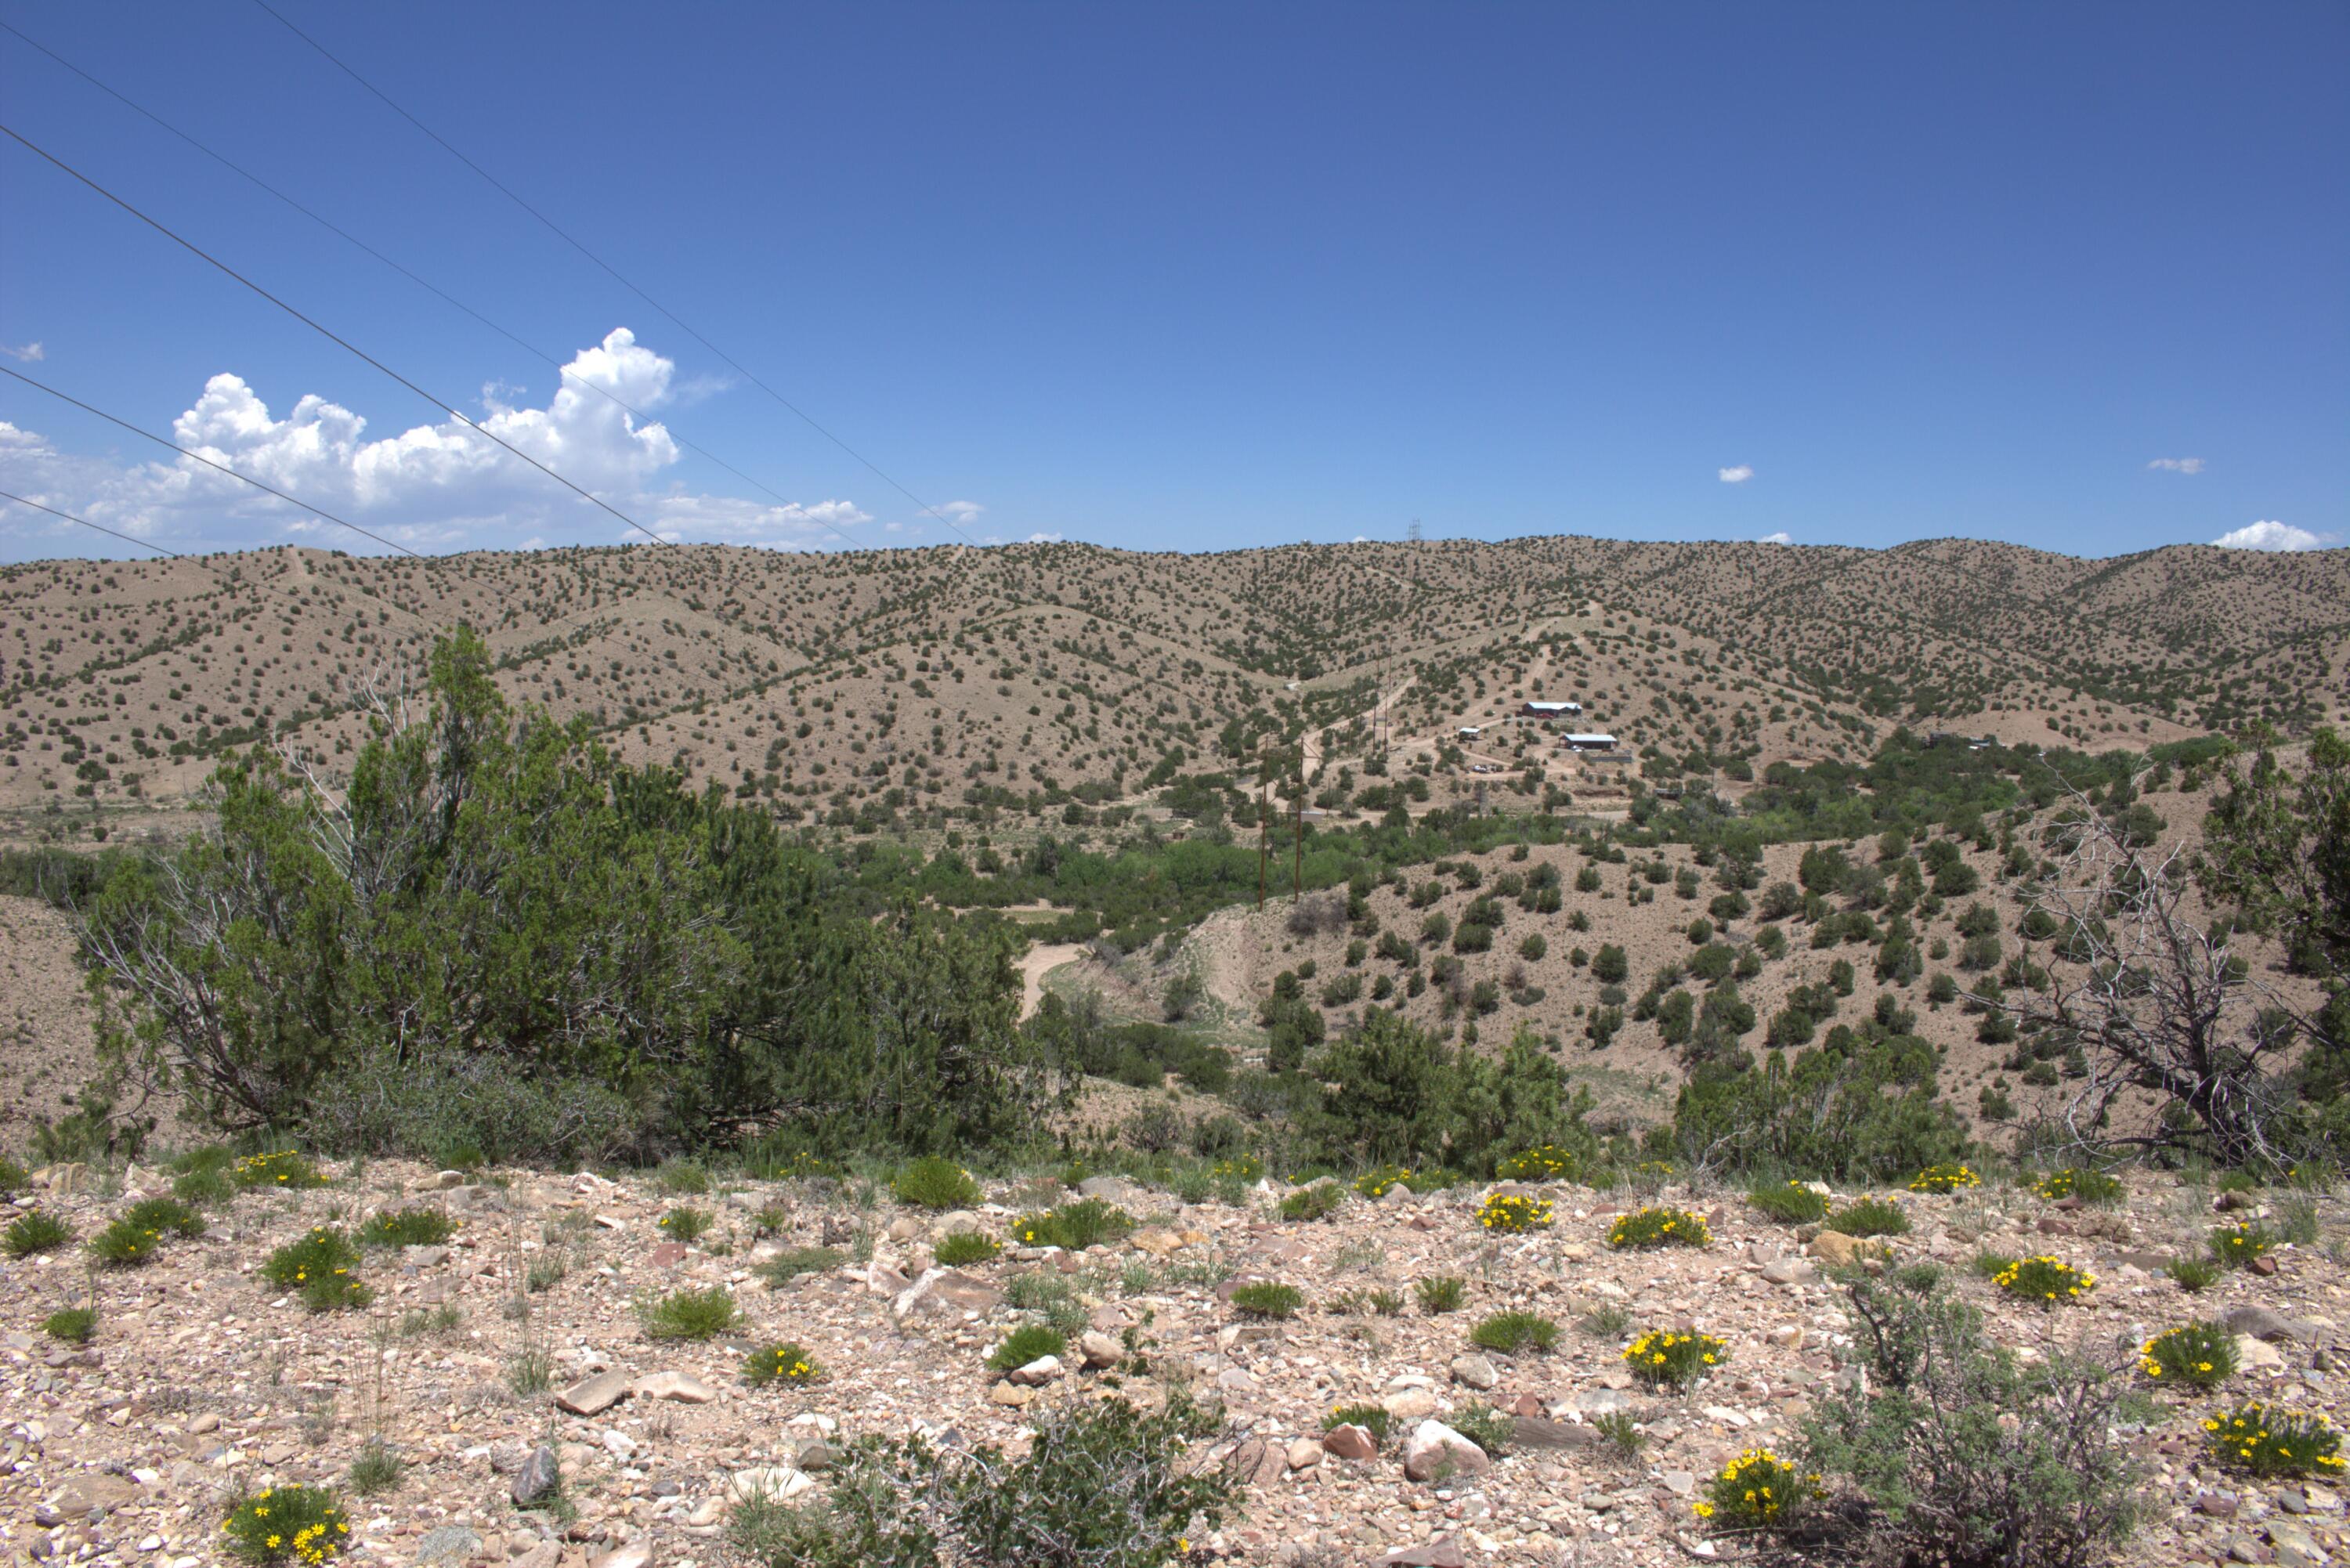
[1407,518,1423,546]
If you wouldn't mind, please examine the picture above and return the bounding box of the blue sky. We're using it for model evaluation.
[2,2,2344,562]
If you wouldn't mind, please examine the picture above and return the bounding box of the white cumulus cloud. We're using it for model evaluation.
[2211,520,2334,553]
[2148,457,2205,475]
[1758,531,1791,545]
[2,341,43,363]
[1719,465,1754,484]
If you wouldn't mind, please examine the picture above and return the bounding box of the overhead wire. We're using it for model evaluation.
[243,0,998,557]
[0,18,880,558]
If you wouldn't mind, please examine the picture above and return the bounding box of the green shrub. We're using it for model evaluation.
[1578,1302,1632,1339]
[1324,1402,1391,1442]
[2138,1321,2236,1391]
[728,1393,1235,1568]
[743,1340,823,1387]
[2210,1221,2275,1270]
[44,1306,96,1344]
[123,1197,206,1237]
[1353,1165,1415,1198]
[222,1482,350,1564]
[1495,1144,1581,1182]
[1607,1206,1712,1250]
[989,1323,1067,1371]
[4,1209,70,1258]
[894,1157,982,1210]
[0,1154,25,1194]
[173,1169,237,1207]
[1593,1410,1645,1461]
[1278,1183,1344,1222]
[1011,1199,1134,1251]
[2169,1256,2221,1292]
[934,1231,1003,1266]
[261,1228,371,1310]
[1907,1162,1981,1194]
[1747,1181,1828,1224]
[652,1158,711,1195]
[1824,1197,1911,1238]
[641,1285,739,1341]
[356,1208,454,1248]
[1470,1310,1559,1355]
[89,1218,165,1268]
[757,1245,847,1286]
[349,1436,404,1497]
[1694,1447,1810,1530]
[2206,1403,2346,1478]
[233,1150,331,1190]
[1330,1286,1405,1316]
[656,1206,714,1245]
[1230,1281,1304,1320]
[1451,1400,1514,1458]
[1415,1275,1466,1314]
[1988,1255,2095,1306]
[1474,1192,1553,1233]
[2030,1166,2124,1205]
[1625,1329,1728,1388]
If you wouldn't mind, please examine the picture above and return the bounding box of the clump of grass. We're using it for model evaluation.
[1011,1198,1134,1251]
[1694,1447,1810,1528]
[1353,1165,1415,1198]
[398,1303,463,1337]
[893,1156,982,1210]
[1988,1255,2095,1307]
[1451,1400,1514,1457]
[124,1196,206,1237]
[262,1228,372,1311]
[1578,1302,1632,1339]
[356,1208,454,1249]
[2206,1403,2347,1477]
[1625,1329,1729,1389]
[88,1217,165,1269]
[1230,1281,1304,1320]
[1607,1206,1712,1250]
[1475,1192,1554,1233]
[988,1323,1067,1371]
[1969,1249,2017,1280]
[222,1482,349,1564]
[173,1168,237,1207]
[743,1340,823,1387]
[1331,1287,1405,1317]
[349,1436,405,1496]
[1278,1183,1344,1222]
[756,1245,847,1286]
[525,1251,569,1294]
[656,1206,714,1245]
[0,1154,26,1194]
[1495,1144,1581,1182]
[233,1150,331,1190]
[652,1158,711,1195]
[935,1231,1003,1266]
[1324,1402,1392,1442]
[1907,1163,1981,1194]
[2139,1321,2237,1391]
[1747,1181,1828,1224]
[1415,1275,1466,1314]
[1593,1410,1645,1461]
[2031,1166,2124,1205]
[1824,1197,1911,1238]
[1470,1310,1560,1355]
[4,1209,70,1259]
[639,1285,739,1341]
[2210,1221,2275,1270]
[44,1305,96,1344]
[2169,1256,2222,1292]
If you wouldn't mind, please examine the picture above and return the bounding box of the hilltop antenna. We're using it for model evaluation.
[1407,518,1423,547]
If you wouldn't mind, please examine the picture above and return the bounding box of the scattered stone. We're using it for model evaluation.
[1402,1419,1491,1482]
[1450,1353,1499,1390]
[1323,1423,1379,1461]
[634,1370,716,1403]
[555,1371,633,1417]
[512,1445,560,1505]
[1376,1539,1469,1568]
[1007,1354,1063,1386]
[415,1525,483,1567]
[893,1267,1005,1322]
[1761,1259,1817,1286]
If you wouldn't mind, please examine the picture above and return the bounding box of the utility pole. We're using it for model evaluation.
[1256,761,1268,910]
[1292,750,1304,901]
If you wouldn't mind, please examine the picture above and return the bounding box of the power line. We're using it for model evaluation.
[244,0,992,552]
[0,19,877,558]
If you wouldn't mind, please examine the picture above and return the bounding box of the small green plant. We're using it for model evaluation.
[1988,1254,2095,1306]
[1970,1248,2016,1279]
[1475,1192,1554,1233]
[173,1168,237,1207]
[1278,1182,1344,1222]
[1747,1181,1829,1223]
[1578,1302,1632,1339]
[1230,1281,1304,1320]
[1353,1165,1415,1198]
[1415,1274,1466,1313]
[757,1245,847,1285]
[1449,1400,1514,1457]
[2031,1166,2124,1205]
[1625,1328,1729,1388]
[397,1303,463,1337]
[1010,1198,1134,1251]
[1495,1144,1581,1182]
[2206,1403,2347,1477]
[652,1158,711,1195]
[0,1153,26,1194]
[123,1196,206,1237]
[44,1305,96,1344]
[2210,1221,2275,1270]
[349,1436,404,1496]
[640,1285,739,1341]
[356,1208,454,1248]
[893,1157,982,1210]
[988,1323,1067,1371]
[88,1218,164,1268]
[1607,1206,1712,1250]
[525,1251,569,1293]
[1693,1447,1810,1528]
[1324,1402,1392,1442]
[656,1206,714,1245]
[1907,1162,1981,1194]
[1825,1196,1911,1238]
[262,1229,372,1310]
[222,1482,350,1564]
[2139,1321,2237,1391]
[2169,1256,2222,1292]
[743,1340,823,1387]
[233,1150,331,1190]
[935,1231,1003,1266]
[1592,1410,1645,1461]
[1470,1310,1560,1355]
[4,1209,70,1258]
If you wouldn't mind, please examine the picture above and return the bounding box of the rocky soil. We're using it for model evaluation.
[6,1158,2349,1568]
